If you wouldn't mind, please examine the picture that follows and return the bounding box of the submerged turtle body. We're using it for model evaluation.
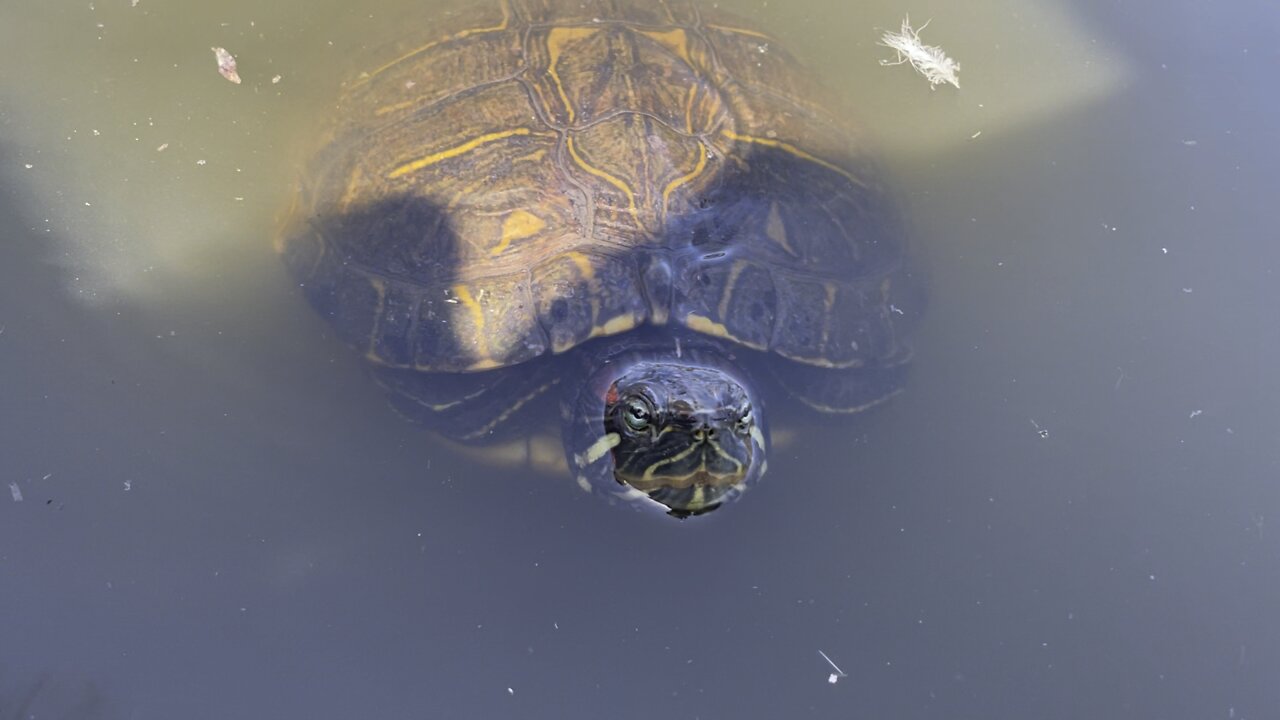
[281,0,918,517]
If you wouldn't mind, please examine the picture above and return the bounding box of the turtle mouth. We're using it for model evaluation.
[612,435,756,515]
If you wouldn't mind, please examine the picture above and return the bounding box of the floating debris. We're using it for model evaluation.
[8,482,22,502]
[818,649,848,685]
[878,16,961,89]
[212,46,241,84]
[156,142,169,152]
[1189,409,1202,419]
[1029,418,1049,439]
[272,74,282,84]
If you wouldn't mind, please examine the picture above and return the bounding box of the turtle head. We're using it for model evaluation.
[567,359,768,518]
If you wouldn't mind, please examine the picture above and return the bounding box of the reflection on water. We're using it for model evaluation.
[3,0,1279,718]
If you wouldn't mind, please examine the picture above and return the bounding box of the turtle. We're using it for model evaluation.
[279,0,919,518]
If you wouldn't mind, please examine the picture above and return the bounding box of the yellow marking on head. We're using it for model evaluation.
[685,485,708,511]
[721,130,867,189]
[577,432,621,466]
[749,425,766,451]
[546,27,600,123]
[640,442,700,485]
[715,261,747,322]
[576,475,593,492]
[686,313,766,350]
[764,202,798,256]
[363,277,389,362]
[683,84,697,134]
[565,136,638,219]
[661,141,709,212]
[565,251,595,281]
[705,24,773,40]
[491,210,546,256]
[356,0,511,85]
[639,28,693,66]
[389,128,545,179]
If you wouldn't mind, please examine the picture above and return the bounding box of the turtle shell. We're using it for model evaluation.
[280,0,911,375]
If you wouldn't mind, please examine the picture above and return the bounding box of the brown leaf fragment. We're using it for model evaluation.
[212,46,241,84]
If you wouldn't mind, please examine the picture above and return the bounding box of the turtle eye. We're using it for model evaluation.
[735,406,753,435]
[623,398,652,433]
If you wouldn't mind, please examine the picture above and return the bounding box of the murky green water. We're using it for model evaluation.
[3,1,1278,717]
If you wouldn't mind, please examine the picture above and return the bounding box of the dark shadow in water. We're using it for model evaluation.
[0,670,120,720]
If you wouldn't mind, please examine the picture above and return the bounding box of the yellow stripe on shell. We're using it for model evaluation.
[763,202,798,256]
[565,136,639,220]
[564,251,595,281]
[638,28,694,66]
[450,284,490,363]
[491,209,546,256]
[460,376,560,440]
[661,140,709,212]
[545,27,600,123]
[389,128,548,179]
[720,130,867,189]
[354,0,512,86]
[704,24,774,40]
[683,84,697,134]
[684,313,766,351]
[715,260,747,324]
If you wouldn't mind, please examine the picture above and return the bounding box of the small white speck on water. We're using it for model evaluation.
[1182,287,1193,293]
[8,483,22,502]
[1162,247,1169,254]
[156,143,169,152]
[196,159,207,166]
[123,480,132,491]
[1182,140,1198,146]
[507,688,514,696]
[1189,409,1202,419]
[23,163,33,169]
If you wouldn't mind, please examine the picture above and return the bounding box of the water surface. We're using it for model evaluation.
[2,1,1278,718]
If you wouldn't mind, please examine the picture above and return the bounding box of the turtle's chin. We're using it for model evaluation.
[566,359,768,518]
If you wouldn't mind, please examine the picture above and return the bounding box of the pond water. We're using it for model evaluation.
[2,0,1278,718]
